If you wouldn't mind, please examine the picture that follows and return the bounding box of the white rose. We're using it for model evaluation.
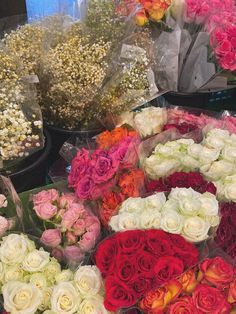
[51,282,81,314]
[56,269,74,283]
[169,188,201,201]
[0,234,34,265]
[134,107,167,137]
[3,264,25,283]
[109,215,120,231]
[201,160,234,181]
[145,193,166,211]
[182,155,199,170]
[145,156,181,179]
[29,273,48,290]
[39,287,53,311]
[199,192,219,216]
[179,198,201,217]
[223,183,236,202]
[78,295,108,314]
[140,208,162,229]
[182,217,210,242]
[44,258,61,284]
[0,194,7,207]
[117,212,140,231]
[74,266,102,296]
[177,139,195,146]
[119,197,145,214]
[205,215,220,227]
[161,210,184,234]
[22,249,50,272]
[3,281,42,314]
[187,143,202,159]
[160,199,178,213]
[0,262,4,282]
[199,147,220,164]
[204,129,229,149]
[222,145,236,163]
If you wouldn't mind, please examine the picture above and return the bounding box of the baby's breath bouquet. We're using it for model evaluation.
[0,49,44,172]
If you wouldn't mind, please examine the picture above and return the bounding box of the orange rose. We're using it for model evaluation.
[228,278,236,304]
[111,127,129,145]
[179,269,198,294]
[96,130,113,149]
[119,169,145,197]
[100,192,124,227]
[198,257,235,288]
[139,280,182,313]
[135,10,149,26]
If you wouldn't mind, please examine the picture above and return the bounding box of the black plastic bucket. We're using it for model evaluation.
[45,124,104,166]
[1,130,52,193]
[162,88,236,111]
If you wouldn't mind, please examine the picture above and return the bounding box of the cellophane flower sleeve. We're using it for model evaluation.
[0,175,24,236]
[0,47,44,173]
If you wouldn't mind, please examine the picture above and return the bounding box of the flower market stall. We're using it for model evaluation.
[0,0,236,313]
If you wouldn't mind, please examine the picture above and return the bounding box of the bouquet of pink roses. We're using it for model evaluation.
[31,188,100,265]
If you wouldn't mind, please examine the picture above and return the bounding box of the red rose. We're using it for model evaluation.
[178,123,198,134]
[145,230,172,257]
[154,256,184,286]
[95,237,118,276]
[187,172,205,188]
[116,256,138,282]
[227,243,236,261]
[220,203,234,217]
[215,216,233,247]
[129,275,152,298]
[168,296,199,314]
[104,276,136,311]
[198,257,235,288]
[229,208,236,228]
[169,234,199,268]
[146,179,169,193]
[137,251,157,273]
[117,230,145,255]
[166,172,189,188]
[192,284,231,314]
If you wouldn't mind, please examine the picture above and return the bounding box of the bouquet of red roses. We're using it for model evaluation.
[95,229,199,312]
[139,255,236,313]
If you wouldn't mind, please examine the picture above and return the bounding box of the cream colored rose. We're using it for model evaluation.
[3,281,42,314]
[44,258,61,284]
[205,215,220,227]
[145,193,166,211]
[3,264,25,283]
[199,192,219,217]
[179,198,201,217]
[169,187,201,201]
[204,129,229,149]
[182,217,210,242]
[51,282,81,314]
[161,199,179,213]
[39,287,53,311]
[78,295,108,314]
[56,269,74,283]
[29,273,48,290]
[187,143,202,159]
[140,209,162,229]
[119,197,145,214]
[0,234,34,265]
[74,266,102,296]
[201,160,234,181]
[145,156,181,179]
[221,145,236,163]
[223,183,236,202]
[0,262,4,282]
[182,156,199,170]
[199,147,220,164]
[161,210,184,234]
[22,249,50,272]
[134,107,167,137]
[108,215,120,231]
[117,212,140,231]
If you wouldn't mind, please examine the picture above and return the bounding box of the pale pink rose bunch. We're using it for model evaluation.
[32,189,100,263]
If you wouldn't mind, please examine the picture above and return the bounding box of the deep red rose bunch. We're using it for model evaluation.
[147,172,216,195]
[95,229,199,311]
[140,256,236,313]
[215,202,236,261]
[163,122,198,135]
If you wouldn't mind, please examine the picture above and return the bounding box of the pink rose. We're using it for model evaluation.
[64,245,85,263]
[219,51,236,71]
[32,189,59,206]
[210,28,228,46]
[0,216,10,236]
[76,176,95,200]
[59,193,78,209]
[0,195,7,207]
[61,204,85,229]
[41,229,61,247]
[91,177,116,200]
[34,202,57,220]
[79,232,96,252]
[68,149,90,188]
[73,219,86,236]
[92,150,118,184]
[52,247,64,261]
[215,40,232,57]
[66,231,77,244]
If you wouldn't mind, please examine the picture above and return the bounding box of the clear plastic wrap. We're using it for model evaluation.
[0,48,44,173]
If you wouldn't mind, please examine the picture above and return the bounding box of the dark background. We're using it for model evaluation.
[0,0,27,18]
